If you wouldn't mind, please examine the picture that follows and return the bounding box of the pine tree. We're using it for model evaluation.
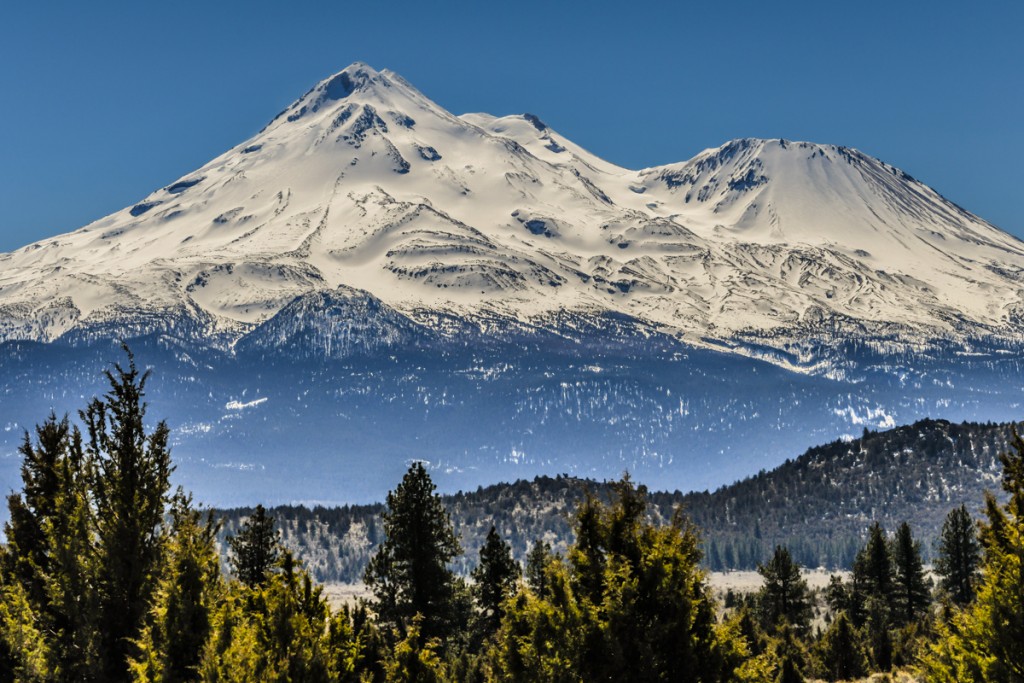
[922,426,1024,681]
[227,504,280,587]
[890,521,930,625]
[824,574,853,618]
[364,462,464,643]
[2,414,71,607]
[200,551,332,681]
[772,624,806,683]
[851,522,895,672]
[471,526,520,639]
[0,350,233,682]
[494,560,588,683]
[755,545,813,635]
[325,602,386,683]
[1,413,97,679]
[0,576,51,682]
[524,539,552,597]
[567,489,606,604]
[814,612,867,682]
[130,491,221,682]
[39,425,96,680]
[382,616,447,683]
[934,504,981,605]
[851,521,893,624]
[82,349,174,681]
[497,478,729,682]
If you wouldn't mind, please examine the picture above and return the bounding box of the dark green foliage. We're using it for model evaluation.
[0,349,202,681]
[773,625,806,683]
[849,522,896,670]
[497,477,728,682]
[1,413,96,680]
[851,521,893,623]
[470,526,519,638]
[524,539,552,597]
[755,545,813,635]
[685,418,1013,570]
[935,504,981,606]
[228,504,280,587]
[922,426,1024,681]
[891,521,931,624]
[364,462,465,643]
[131,492,221,682]
[217,419,1018,584]
[83,351,174,681]
[382,616,447,683]
[10,352,1024,681]
[824,574,853,617]
[814,612,867,681]
[3,414,73,607]
[567,489,606,604]
[200,551,339,681]
[864,595,893,672]
[327,602,388,683]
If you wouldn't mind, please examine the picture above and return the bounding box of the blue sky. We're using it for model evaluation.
[1,0,1021,251]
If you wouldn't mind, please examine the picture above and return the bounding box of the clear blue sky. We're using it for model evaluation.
[1,0,1021,252]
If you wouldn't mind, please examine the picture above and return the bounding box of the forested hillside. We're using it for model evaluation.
[220,419,1014,582]
[5,351,1023,681]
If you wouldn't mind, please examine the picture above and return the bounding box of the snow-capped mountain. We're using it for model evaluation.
[3,63,1024,506]
[2,62,1022,364]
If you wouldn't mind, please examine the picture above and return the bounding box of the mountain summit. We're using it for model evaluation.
[4,63,1024,503]
[2,62,1022,366]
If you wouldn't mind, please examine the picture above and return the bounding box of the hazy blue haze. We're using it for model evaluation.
[1,0,1021,252]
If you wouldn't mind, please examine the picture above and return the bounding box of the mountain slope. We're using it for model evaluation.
[4,63,1024,508]
[216,418,1013,582]
[2,62,1023,365]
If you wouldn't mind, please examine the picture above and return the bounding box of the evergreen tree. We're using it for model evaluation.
[851,522,895,671]
[863,595,893,672]
[567,489,606,605]
[934,504,981,605]
[228,504,280,588]
[470,526,520,639]
[3,414,72,607]
[200,551,332,682]
[38,428,96,681]
[814,612,867,682]
[890,521,930,625]
[824,574,853,618]
[325,602,386,683]
[1,413,97,679]
[772,624,806,683]
[130,492,221,682]
[364,462,464,643]
[497,478,730,682]
[0,576,51,682]
[382,616,447,683]
[755,545,813,635]
[524,539,552,597]
[922,426,1024,681]
[851,521,893,624]
[495,560,588,683]
[82,349,174,681]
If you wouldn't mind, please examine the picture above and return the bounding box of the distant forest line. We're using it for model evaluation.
[4,350,1022,682]
[219,418,1014,583]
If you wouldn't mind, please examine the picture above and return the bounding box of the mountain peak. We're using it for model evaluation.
[266,62,404,130]
[317,62,382,96]
[3,64,1023,359]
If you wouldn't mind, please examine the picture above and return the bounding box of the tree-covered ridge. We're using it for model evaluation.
[220,419,1013,581]
[4,351,1024,681]
[684,418,1011,569]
